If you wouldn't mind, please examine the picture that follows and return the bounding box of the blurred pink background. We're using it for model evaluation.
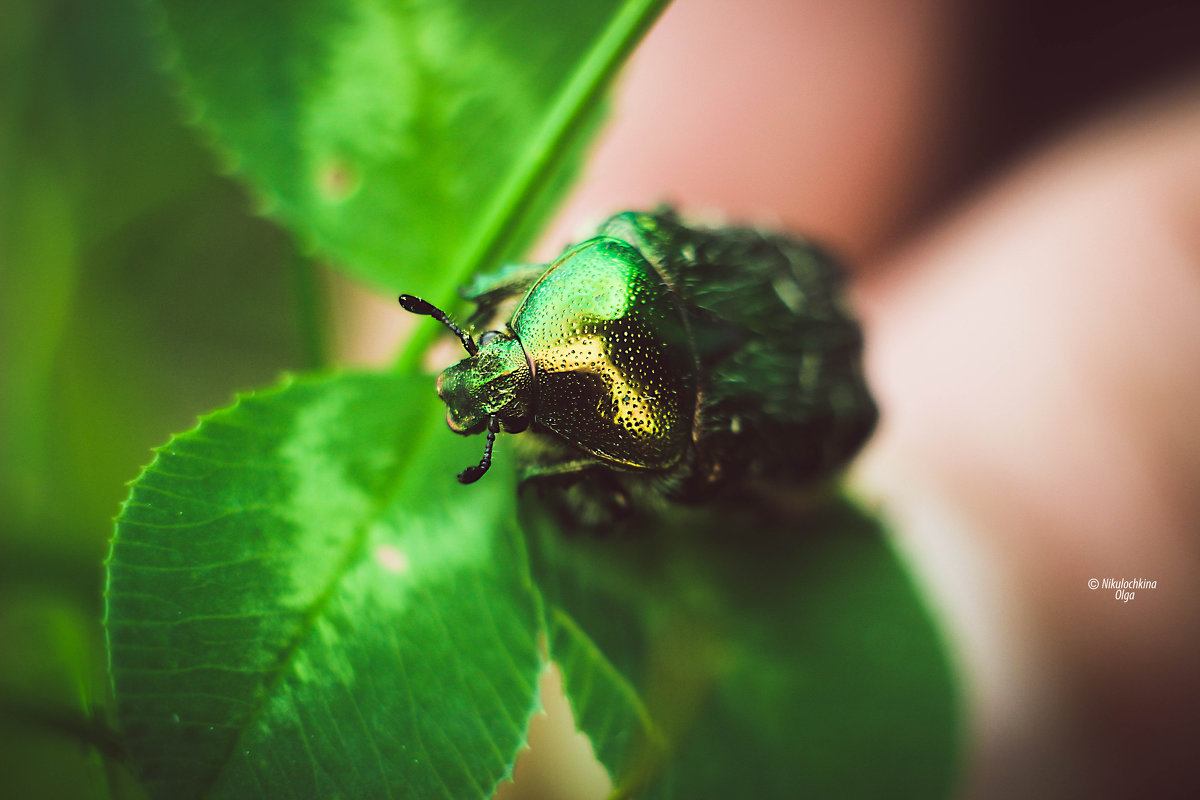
[342,1,1200,797]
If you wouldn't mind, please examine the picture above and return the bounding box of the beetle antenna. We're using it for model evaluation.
[457,417,499,484]
[398,294,478,356]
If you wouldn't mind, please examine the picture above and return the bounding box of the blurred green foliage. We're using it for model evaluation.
[2,0,959,798]
[148,0,623,301]
[1,0,311,795]
[527,499,958,799]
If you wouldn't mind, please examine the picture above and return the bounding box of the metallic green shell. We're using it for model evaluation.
[511,237,697,470]
[596,209,878,492]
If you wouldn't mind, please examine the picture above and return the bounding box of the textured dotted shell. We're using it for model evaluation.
[512,237,697,469]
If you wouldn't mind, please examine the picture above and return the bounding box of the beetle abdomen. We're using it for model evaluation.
[512,238,697,470]
[599,210,878,495]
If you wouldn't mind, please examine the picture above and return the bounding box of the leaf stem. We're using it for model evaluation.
[393,0,673,374]
[0,691,127,764]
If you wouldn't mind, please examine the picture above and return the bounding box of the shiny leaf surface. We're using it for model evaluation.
[106,374,541,799]
[150,0,668,296]
[526,498,960,799]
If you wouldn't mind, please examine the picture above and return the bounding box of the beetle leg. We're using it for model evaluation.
[519,458,634,531]
[460,263,546,328]
[517,457,606,484]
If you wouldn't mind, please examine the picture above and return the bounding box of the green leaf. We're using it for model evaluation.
[148,0,670,296]
[0,589,120,800]
[106,373,542,800]
[526,498,961,799]
[1,0,316,572]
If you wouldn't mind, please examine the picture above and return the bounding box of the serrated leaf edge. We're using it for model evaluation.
[104,369,544,799]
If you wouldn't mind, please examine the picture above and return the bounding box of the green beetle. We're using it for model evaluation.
[400,209,876,515]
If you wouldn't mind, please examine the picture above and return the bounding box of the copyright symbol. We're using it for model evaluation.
[1088,578,1099,590]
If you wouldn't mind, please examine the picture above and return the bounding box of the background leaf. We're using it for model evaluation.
[149,0,669,298]
[1,1,315,795]
[106,374,542,799]
[0,0,312,575]
[526,498,961,799]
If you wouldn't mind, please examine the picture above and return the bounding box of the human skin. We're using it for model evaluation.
[339,1,1199,795]
[531,1,1200,797]
[855,83,1200,798]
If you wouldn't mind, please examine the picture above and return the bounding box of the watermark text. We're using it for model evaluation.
[1088,577,1156,602]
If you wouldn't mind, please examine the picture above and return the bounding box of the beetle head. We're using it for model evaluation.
[437,333,533,435]
[399,294,534,483]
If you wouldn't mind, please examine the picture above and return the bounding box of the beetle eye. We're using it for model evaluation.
[478,330,502,346]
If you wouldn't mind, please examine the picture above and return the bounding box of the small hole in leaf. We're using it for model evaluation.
[317,158,360,202]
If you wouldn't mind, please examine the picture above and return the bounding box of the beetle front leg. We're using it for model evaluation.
[460,263,546,329]
[518,457,607,484]
[518,458,634,530]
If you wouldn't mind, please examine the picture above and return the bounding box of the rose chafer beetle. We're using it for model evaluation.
[400,209,876,517]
